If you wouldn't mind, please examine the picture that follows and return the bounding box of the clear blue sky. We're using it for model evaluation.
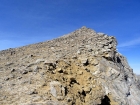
[0,0,140,74]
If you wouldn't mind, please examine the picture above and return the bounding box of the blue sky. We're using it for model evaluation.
[0,0,140,74]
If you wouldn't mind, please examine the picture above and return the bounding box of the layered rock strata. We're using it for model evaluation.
[0,26,140,105]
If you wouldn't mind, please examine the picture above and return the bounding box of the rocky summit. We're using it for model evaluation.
[0,26,140,105]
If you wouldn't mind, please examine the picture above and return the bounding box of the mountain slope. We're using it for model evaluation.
[0,26,140,105]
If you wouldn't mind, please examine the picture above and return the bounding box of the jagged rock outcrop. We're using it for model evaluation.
[0,26,140,105]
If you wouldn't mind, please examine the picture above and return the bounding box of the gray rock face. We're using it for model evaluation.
[50,81,65,100]
[0,26,140,105]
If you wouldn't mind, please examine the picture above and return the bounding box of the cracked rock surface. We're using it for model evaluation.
[0,26,140,105]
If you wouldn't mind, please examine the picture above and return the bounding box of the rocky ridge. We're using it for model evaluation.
[0,26,140,105]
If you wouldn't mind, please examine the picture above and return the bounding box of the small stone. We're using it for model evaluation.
[11,69,15,73]
[67,97,72,102]
[85,68,90,72]
[44,60,54,65]
[77,50,81,54]
[4,77,9,81]
[17,76,22,79]
[88,49,93,52]
[35,59,45,63]
[72,55,77,59]
[84,87,91,93]
[92,85,96,88]
[22,70,28,74]
[56,68,62,72]
[79,57,88,66]
[28,89,38,95]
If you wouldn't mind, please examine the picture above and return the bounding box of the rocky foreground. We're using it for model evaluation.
[0,26,140,105]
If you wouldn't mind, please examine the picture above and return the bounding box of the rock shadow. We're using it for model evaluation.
[98,95,110,105]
